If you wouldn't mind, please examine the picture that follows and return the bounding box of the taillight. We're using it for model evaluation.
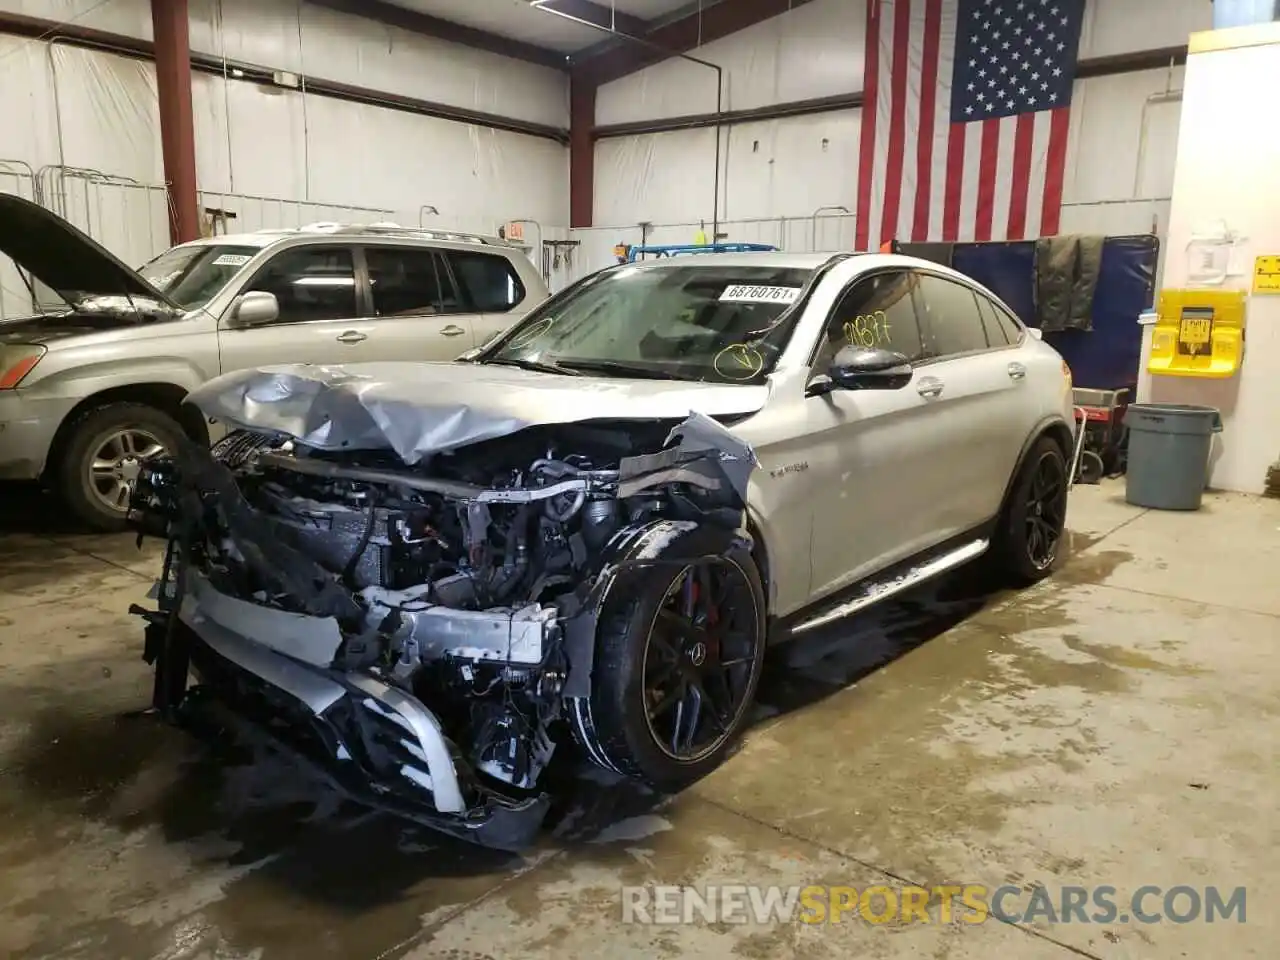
[0,346,46,389]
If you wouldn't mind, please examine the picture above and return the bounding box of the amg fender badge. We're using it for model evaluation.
[769,461,809,479]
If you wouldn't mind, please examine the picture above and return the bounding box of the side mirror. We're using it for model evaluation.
[807,345,913,396]
[229,291,279,327]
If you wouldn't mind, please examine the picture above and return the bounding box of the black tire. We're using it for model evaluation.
[55,402,186,532]
[993,435,1070,586]
[577,541,767,791]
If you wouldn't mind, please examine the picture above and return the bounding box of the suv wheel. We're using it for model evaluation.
[576,544,767,791]
[994,435,1070,585]
[56,403,185,532]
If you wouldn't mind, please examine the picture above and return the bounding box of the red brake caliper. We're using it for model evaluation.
[695,572,720,662]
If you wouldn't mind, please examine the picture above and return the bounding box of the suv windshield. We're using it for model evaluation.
[138,244,261,310]
[481,263,814,383]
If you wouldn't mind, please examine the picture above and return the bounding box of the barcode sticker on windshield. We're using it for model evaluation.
[719,284,801,304]
[212,253,252,267]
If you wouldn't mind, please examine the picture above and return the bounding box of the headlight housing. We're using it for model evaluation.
[0,344,47,389]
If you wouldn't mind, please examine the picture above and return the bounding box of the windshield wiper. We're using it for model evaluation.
[552,359,701,381]
[482,357,582,376]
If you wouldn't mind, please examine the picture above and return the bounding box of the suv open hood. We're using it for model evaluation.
[187,361,771,464]
[0,193,180,309]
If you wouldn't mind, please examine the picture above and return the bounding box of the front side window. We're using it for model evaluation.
[481,263,814,382]
[448,251,525,312]
[243,246,357,324]
[916,274,990,357]
[814,270,926,372]
[138,244,261,310]
[367,247,453,316]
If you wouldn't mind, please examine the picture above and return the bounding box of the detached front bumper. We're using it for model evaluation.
[152,569,548,850]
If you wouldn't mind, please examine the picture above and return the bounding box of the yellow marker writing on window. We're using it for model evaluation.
[713,343,765,381]
[842,311,893,348]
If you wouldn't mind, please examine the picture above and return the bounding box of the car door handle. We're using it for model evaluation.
[441,324,466,337]
[916,377,944,398]
[1007,361,1027,381]
[336,330,367,344]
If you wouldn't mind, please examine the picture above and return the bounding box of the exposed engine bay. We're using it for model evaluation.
[129,411,756,849]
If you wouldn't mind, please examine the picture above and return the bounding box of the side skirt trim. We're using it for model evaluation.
[790,538,990,636]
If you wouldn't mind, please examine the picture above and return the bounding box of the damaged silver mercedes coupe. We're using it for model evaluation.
[128,252,1076,849]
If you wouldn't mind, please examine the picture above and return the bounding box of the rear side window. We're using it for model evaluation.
[979,295,1024,345]
[916,274,990,357]
[975,294,1009,345]
[447,251,526,312]
[815,270,926,371]
[366,247,459,316]
[244,246,356,324]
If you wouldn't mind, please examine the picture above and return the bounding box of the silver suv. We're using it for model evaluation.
[0,194,547,529]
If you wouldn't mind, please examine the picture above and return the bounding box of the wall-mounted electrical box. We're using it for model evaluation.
[1147,288,1247,378]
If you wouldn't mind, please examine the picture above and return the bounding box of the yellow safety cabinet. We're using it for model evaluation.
[1147,288,1246,379]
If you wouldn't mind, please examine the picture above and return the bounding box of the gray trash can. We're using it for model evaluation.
[1123,403,1223,510]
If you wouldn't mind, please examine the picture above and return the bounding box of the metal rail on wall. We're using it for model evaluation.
[37,166,172,258]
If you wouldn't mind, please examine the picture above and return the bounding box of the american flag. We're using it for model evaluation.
[855,0,1086,249]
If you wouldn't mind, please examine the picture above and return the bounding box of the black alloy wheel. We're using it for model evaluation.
[641,561,760,762]
[1024,448,1068,571]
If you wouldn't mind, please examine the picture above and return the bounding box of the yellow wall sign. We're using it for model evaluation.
[1253,255,1280,294]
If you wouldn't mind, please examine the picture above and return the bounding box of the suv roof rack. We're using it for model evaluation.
[251,223,512,247]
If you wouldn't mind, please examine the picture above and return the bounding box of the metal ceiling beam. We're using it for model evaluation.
[532,0,650,37]
[571,0,815,86]
[306,0,568,70]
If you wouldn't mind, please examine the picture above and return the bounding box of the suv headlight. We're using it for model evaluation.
[0,344,47,389]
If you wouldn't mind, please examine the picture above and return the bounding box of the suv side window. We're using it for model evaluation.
[974,294,1009,346]
[916,274,990,357]
[243,246,357,324]
[366,247,459,316]
[814,270,925,372]
[447,251,526,312]
[979,294,1024,345]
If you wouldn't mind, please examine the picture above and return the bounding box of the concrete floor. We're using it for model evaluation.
[0,481,1276,959]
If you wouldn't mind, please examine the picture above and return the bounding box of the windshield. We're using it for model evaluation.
[138,244,261,310]
[481,263,815,383]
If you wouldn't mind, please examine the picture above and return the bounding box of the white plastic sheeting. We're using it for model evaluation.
[0,0,569,128]
[594,111,859,227]
[0,5,569,316]
[191,0,569,130]
[1077,0,1211,60]
[596,0,865,127]
[189,72,568,233]
[0,0,155,38]
[1060,66,1185,241]
[0,163,39,321]
[0,37,567,232]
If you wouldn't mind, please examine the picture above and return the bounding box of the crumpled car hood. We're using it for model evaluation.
[186,361,770,464]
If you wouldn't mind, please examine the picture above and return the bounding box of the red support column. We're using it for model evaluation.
[569,75,595,229]
[152,0,200,245]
